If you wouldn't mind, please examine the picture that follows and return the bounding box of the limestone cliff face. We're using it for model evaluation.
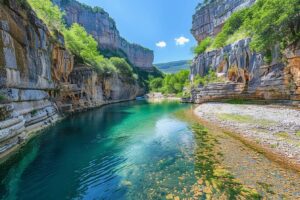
[0,0,71,155]
[190,0,300,104]
[0,0,142,156]
[190,39,300,104]
[192,0,255,41]
[55,65,141,113]
[53,0,154,70]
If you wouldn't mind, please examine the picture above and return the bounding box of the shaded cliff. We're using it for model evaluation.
[190,0,300,104]
[53,0,154,70]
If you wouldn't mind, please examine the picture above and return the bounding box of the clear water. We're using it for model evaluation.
[0,101,194,200]
[0,101,299,200]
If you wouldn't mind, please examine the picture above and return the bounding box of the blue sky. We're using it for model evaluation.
[78,0,201,64]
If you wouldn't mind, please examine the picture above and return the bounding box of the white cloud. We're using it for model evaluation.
[156,41,167,48]
[175,36,190,46]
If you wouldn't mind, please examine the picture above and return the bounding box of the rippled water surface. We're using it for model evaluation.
[0,101,299,200]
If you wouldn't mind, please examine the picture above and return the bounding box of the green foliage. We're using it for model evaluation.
[135,67,163,91]
[193,37,212,55]
[63,23,116,74]
[0,95,6,103]
[109,57,137,80]
[193,69,223,87]
[212,8,250,48]
[27,0,65,34]
[149,70,190,95]
[248,0,300,52]
[211,0,300,54]
[149,77,163,92]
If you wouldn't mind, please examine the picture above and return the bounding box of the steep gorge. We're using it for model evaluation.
[53,0,154,71]
[190,0,300,104]
[0,0,152,156]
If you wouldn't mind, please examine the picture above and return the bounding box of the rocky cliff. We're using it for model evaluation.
[53,0,154,70]
[0,0,144,157]
[54,65,141,113]
[0,0,70,155]
[192,0,255,42]
[190,0,300,105]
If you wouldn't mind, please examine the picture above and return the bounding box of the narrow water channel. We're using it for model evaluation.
[0,101,299,199]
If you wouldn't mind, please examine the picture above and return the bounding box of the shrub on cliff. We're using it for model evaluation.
[211,0,300,54]
[212,8,250,48]
[27,0,65,34]
[63,23,116,74]
[193,37,212,55]
[193,69,223,87]
[247,0,300,52]
[109,57,138,80]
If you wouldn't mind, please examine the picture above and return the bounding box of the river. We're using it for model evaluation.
[0,101,299,199]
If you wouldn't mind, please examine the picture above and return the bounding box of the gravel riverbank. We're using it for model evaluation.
[194,103,300,166]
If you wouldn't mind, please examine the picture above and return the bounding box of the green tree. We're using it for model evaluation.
[247,0,300,52]
[211,0,300,54]
[27,0,65,34]
[63,23,116,74]
[149,77,163,92]
[149,70,190,95]
[194,37,213,55]
[109,57,135,78]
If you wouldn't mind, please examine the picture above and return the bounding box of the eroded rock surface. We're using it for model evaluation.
[190,0,300,105]
[192,0,255,42]
[53,0,154,70]
[0,0,145,156]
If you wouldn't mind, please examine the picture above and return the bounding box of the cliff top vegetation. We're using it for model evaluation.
[194,0,300,60]
[27,0,138,79]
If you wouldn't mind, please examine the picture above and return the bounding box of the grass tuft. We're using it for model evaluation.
[217,114,274,126]
[276,132,289,139]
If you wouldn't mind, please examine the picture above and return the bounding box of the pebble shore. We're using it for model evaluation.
[194,103,300,165]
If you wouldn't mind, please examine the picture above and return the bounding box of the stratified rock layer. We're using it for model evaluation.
[54,65,141,113]
[0,0,72,155]
[190,39,300,104]
[53,0,154,70]
[0,0,143,157]
[190,0,300,105]
[192,0,255,42]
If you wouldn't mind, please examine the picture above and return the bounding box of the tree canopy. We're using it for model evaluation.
[202,0,300,55]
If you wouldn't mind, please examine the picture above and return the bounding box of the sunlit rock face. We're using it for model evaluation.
[191,0,256,42]
[53,0,154,70]
[54,64,141,113]
[0,0,145,156]
[0,0,74,155]
[190,39,300,103]
[190,0,300,104]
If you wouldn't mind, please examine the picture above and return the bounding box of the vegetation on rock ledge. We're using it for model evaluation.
[195,0,300,57]
[149,69,224,97]
[28,0,139,78]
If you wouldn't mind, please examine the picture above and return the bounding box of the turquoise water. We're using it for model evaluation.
[1,101,300,199]
[0,101,195,200]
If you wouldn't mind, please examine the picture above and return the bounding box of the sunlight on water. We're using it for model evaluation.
[0,101,299,200]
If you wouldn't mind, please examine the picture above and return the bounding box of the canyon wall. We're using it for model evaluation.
[53,0,154,70]
[55,65,141,113]
[192,0,256,42]
[190,0,300,105]
[0,0,143,157]
[0,0,70,155]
